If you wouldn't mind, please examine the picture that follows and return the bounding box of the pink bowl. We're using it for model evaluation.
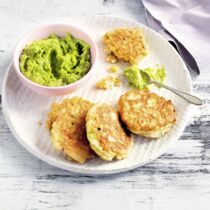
[13,23,98,96]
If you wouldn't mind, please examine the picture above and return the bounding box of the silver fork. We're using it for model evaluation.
[142,71,202,106]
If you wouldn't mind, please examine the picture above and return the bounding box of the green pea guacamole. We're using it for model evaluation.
[124,65,166,89]
[20,33,91,86]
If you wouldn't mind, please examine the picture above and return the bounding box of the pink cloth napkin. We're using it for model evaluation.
[142,0,210,76]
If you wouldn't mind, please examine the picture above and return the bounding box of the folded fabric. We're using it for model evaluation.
[142,0,210,76]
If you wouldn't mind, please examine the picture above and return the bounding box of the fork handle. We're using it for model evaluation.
[152,81,202,106]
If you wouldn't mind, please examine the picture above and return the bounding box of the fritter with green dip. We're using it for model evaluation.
[19,33,91,86]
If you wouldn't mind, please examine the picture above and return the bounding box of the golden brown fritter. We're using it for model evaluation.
[46,97,94,164]
[86,103,132,161]
[103,28,147,64]
[118,89,176,138]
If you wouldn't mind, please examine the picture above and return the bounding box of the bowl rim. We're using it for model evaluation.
[13,23,98,90]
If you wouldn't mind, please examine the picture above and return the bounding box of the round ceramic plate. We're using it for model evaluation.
[2,16,192,175]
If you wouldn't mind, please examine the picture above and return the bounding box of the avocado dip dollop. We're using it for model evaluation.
[124,65,166,89]
[19,33,91,86]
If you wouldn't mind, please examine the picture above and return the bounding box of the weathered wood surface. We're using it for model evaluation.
[0,0,210,209]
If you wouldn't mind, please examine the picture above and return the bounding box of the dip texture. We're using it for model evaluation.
[124,65,166,89]
[19,33,91,86]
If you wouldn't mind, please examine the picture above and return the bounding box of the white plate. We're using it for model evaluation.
[2,16,192,175]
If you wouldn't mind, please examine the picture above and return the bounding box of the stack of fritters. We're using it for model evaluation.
[46,89,176,164]
[118,89,176,138]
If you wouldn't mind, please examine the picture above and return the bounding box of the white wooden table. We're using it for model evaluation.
[0,1,210,209]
